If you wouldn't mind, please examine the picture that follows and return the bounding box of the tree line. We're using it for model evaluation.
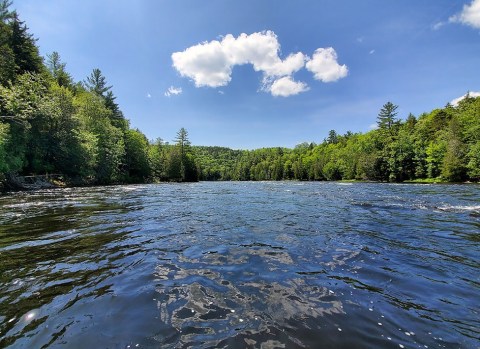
[1,0,479,191]
[194,98,480,183]
[0,1,198,190]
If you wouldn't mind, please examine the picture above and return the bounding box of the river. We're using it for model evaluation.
[0,182,479,348]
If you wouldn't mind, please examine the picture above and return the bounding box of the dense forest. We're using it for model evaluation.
[0,1,479,191]
[194,97,480,183]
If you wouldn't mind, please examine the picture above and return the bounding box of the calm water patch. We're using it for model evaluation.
[0,182,479,348]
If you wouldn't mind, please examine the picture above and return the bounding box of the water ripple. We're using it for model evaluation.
[0,182,478,348]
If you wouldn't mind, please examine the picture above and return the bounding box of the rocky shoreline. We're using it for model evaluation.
[2,174,65,192]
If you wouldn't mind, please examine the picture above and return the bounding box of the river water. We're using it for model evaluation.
[0,182,478,348]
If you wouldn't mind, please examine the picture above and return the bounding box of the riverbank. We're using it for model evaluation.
[1,174,66,192]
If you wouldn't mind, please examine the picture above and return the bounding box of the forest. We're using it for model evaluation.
[1,0,479,191]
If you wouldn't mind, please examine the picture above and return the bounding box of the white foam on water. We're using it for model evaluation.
[437,205,480,212]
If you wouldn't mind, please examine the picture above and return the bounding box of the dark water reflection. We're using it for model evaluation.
[0,182,479,348]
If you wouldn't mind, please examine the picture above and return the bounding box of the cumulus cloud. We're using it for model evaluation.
[164,86,182,97]
[171,41,231,88]
[449,0,480,29]
[268,76,309,97]
[305,48,348,82]
[451,91,480,106]
[171,31,348,97]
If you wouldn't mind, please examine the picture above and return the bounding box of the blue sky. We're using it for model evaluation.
[14,0,480,149]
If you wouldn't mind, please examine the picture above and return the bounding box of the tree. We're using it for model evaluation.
[0,72,48,174]
[84,68,111,97]
[46,51,73,88]
[104,90,127,130]
[124,129,150,182]
[0,122,10,175]
[466,142,480,180]
[387,128,415,181]
[173,127,198,181]
[9,12,43,76]
[0,1,15,85]
[377,102,399,136]
[74,91,124,184]
[441,118,467,181]
[166,147,182,181]
[148,138,167,181]
[0,0,13,22]
[326,129,338,144]
[175,127,190,157]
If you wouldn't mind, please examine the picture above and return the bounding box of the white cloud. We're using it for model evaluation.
[171,31,348,97]
[172,40,231,87]
[305,48,348,82]
[164,86,183,97]
[449,0,480,29]
[268,76,309,97]
[451,91,480,106]
[432,21,446,31]
[221,31,306,76]
[369,49,375,55]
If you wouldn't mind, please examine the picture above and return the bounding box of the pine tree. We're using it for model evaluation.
[9,12,43,75]
[84,68,111,97]
[173,128,198,181]
[377,102,399,136]
[46,51,73,87]
[0,0,13,22]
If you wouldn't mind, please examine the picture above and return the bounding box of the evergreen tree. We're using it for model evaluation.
[377,102,399,136]
[104,90,127,130]
[0,1,15,85]
[173,127,198,181]
[0,0,13,22]
[9,12,43,76]
[84,68,111,97]
[327,130,338,144]
[46,51,73,88]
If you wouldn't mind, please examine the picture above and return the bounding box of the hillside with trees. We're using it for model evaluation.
[0,0,479,191]
[193,95,479,183]
[0,1,198,190]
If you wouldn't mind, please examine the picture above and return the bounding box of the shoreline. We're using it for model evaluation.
[2,177,478,195]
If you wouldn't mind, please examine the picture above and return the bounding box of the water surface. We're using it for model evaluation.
[0,182,479,348]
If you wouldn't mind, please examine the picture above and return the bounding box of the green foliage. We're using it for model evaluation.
[125,129,150,182]
[441,118,467,182]
[466,142,480,180]
[76,93,125,184]
[46,51,73,88]
[426,140,446,179]
[377,101,399,137]
[84,68,111,97]
[1,2,479,189]
[0,122,9,173]
[9,13,44,76]
[0,72,48,119]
